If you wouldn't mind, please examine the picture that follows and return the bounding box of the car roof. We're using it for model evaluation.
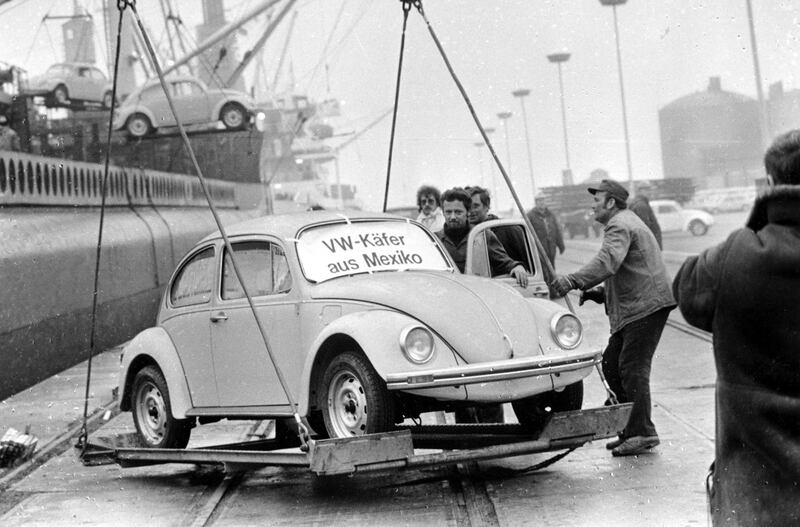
[198,210,414,244]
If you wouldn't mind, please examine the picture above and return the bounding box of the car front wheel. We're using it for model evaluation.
[688,219,708,236]
[131,365,192,448]
[321,350,394,438]
[512,380,584,434]
[220,102,247,130]
[126,113,152,137]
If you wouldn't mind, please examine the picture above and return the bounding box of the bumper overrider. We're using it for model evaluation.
[385,349,601,390]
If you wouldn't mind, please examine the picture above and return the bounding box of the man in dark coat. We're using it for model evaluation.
[629,186,662,249]
[466,186,530,270]
[527,195,565,269]
[672,129,800,525]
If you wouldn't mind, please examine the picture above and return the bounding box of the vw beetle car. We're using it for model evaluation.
[24,62,114,108]
[119,211,600,447]
[112,74,255,137]
[651,199,714,236]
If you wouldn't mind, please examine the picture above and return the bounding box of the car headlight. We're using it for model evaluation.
[550,313,583,350]
[399,326,435,364]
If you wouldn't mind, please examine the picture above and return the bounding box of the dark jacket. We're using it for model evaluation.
[629,194,663,249]
[484,213,530,272]
[436,228,521,276]
[673,185,800,525]
[568,209,675,333]
[526,207,564,266]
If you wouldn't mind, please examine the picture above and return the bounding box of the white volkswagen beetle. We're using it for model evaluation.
[118,211,600,447]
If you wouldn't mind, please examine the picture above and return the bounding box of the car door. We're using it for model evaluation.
[160,245,219,407]
[211,239,299,409]
[171,80,211,125]
[88,67,106,102]
[71,66,94,101]
[655,202,682,232]
[465,218,551,299]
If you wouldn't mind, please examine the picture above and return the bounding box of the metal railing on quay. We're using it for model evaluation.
[0,151,237,208]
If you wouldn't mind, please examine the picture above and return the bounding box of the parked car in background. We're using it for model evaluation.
[112,75,255,137]
[687,187,756,214]
[559,209,598,239]
[651,199,714,236]
[24,62,114,108]
[118,211,597,446]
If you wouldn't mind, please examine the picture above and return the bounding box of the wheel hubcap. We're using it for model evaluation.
[327,370,368,437]
[135,381,166,445]
[224,110,242,127]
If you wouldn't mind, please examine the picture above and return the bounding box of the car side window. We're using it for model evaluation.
[170,247,215,307]
[221,241,292,300]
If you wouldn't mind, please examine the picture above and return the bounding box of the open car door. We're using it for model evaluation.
[464,218,554,299]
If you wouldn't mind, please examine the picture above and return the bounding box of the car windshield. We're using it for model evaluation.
[296,219,452,283]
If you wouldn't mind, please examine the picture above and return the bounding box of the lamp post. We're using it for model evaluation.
[547,51,572,176]
[512,89,536,200]
[474,141,485,187]
[497,111,513,174]
[744,0,769,149]
[599,0,634,196]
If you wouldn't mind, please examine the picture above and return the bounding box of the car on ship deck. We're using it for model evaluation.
[118,211,599,447]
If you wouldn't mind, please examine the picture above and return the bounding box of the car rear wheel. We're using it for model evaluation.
[131,365,192,448]
[689,219,708,236]
[126,113,152,137]
[220,102,246,130]
[321,350,394,438]
[512,380,584,434]
[53,84,69,105]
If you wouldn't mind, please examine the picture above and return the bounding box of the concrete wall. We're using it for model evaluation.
[0,207,259,399]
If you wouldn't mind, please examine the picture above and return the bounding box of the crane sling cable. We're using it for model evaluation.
[395,0,618,405]
[129,0,311,448]
[382,0,412,212]
[76,0,132,452]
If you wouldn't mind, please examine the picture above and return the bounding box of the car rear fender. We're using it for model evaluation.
[211,97,252,119]
[115,106,157,130]
[297,309,459,413]
[119,327,193,419]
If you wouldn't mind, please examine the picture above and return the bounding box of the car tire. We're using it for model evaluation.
[320,350,394,438]
[688,219,708,236]
[53,84,69,105]
[220,102,247,130]
[512,380,584,434]
[131,365,192,449]
[126,113,152,138]
[102,91,114,109]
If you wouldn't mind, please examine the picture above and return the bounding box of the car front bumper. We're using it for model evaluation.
[384,349,601,391]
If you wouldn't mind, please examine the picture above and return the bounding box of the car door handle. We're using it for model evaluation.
[210,312,229,323]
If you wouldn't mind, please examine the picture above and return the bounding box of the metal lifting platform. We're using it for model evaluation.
[80,404,631,477]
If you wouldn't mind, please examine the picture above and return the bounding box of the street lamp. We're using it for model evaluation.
[744,0,769,149]
[599,0,634,195]
[474,141,485,187]
[547,51,572,179]
[512,89,536,200]
[482,127,499,201]
[496,111,513,174]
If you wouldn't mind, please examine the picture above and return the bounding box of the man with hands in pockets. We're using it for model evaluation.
[551,179,676,457]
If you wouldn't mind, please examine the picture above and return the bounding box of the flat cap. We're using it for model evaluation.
[587,179,629,203]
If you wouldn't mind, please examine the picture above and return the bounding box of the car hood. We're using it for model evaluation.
[310,272,543,363]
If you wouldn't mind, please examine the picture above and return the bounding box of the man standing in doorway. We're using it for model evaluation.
[551,179,676,456]
[527,194,564,269]
[673,130,800,524]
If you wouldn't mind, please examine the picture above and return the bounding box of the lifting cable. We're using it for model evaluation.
[76,0,129,452]
[390,1,618,407]
[78,0,311,452]
[382,0,412,212]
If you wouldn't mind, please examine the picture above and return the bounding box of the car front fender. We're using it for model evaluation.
[118,326,193,419]
[297,309,460,413]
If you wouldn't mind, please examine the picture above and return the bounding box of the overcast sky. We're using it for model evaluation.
[1,0,798,210]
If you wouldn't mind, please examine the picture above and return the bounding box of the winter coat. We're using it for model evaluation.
[526,207,564,266]
[673,185,800,525]
[436,228,521,276]
[568,208,675,333]
[629,195,663,249]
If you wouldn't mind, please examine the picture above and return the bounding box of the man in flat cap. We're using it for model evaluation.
[551,179,676,456]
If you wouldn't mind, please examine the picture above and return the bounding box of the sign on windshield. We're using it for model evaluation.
[296,220,451,282]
